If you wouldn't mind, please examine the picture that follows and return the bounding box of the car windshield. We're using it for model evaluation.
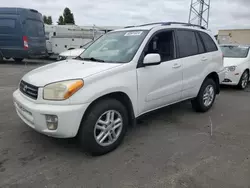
[80,30,148,63]
[81,41,93,49]
[220,45,249,58]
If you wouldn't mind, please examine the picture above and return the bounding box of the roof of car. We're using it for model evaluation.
[113,22,209,33]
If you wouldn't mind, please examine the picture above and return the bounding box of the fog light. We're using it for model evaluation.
[45,115,58,130]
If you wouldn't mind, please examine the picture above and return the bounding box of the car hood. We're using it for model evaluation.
[60,48,85,57]
[223,57,247,67]
[22,60,121,87]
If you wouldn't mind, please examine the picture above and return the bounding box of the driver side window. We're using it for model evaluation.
[145,30,175,62]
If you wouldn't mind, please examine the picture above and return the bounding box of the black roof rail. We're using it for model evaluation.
[124,25,135,28]
[125,22,206,30]
[124,23,163,28]
[137,22,168,27]
[162,22,206,30]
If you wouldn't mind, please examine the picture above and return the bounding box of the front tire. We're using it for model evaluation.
[191,79,216,112]
[78,98,128,156]
[238,70,249,90]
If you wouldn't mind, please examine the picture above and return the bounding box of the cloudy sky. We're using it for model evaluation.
[2,0,250,33]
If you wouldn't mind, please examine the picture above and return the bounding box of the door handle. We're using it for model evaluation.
[201,57,208,61]
[172,63,181,69]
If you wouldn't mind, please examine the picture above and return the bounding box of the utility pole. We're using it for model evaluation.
[188,0,211,29]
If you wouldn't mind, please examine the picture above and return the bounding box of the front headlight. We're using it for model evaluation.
[226,66,237,72]
[43,79,84,100]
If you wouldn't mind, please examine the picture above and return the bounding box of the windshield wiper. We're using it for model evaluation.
[83,57,105,62]
[74,56,84,60]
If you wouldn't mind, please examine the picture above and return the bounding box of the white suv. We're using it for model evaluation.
[13,22,225,155]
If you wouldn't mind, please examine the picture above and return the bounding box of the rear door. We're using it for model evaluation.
[0,16,22,57]
[175,29,204,99]
[25,19,46,55]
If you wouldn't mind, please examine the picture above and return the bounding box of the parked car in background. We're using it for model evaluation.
[13,22,225,155]
[221,44,250,89]
[0,8,47,62]
[57,41,93,60]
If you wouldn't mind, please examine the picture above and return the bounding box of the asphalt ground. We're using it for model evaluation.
[1,60,250,188]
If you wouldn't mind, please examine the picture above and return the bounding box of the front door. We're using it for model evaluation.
[136,30,183,115]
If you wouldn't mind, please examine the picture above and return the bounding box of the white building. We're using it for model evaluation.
[218,29,250,45]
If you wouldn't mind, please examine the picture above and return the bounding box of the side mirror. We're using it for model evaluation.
[143,53,161,66]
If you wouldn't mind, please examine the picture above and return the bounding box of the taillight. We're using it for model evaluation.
[23,36,28,49]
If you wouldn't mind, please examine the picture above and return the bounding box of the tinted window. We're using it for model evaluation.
[145,31,175,61]
[26,20,44,37]
[176,30,198,58]
[0,19,16,34]
[195,32,205,53]
[199,32,218,52]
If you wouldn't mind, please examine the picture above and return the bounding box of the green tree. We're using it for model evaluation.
[57,15,65,25]
[43,15,48,24]
[47,16,53,25]
[43,15,53,25]
[63,7,75,24]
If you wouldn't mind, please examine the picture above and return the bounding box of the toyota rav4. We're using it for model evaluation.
[13,22,225,155]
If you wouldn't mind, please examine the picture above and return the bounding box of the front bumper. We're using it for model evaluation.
[221,70,241,85]
[218,69,226,84]
[13,89,89,138]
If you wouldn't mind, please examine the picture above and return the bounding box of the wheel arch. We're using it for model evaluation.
[245,68,249,74]
[238,68,250,86]
[78,91,136,134]
[204,72,220,94]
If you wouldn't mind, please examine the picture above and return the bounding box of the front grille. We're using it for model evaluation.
[19,80,39,100]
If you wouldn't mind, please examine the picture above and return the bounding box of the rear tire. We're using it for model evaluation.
[237,70,249,90]
[14,58,23,63]
[78,98,128,156]
[191,78,216,112]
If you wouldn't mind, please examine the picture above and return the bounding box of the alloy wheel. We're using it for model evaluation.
[94,110,123,147]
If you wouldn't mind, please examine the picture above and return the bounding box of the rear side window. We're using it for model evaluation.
[26,19,44,37]
[176,30,198,58]
[195,32,205,54]
[0,18,16,34]
[199,32,218,52]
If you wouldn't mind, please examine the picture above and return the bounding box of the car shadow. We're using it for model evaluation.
[220,84,250,92]
[19,100,194,159]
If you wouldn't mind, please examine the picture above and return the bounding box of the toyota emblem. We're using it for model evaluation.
[23,85,28,92]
